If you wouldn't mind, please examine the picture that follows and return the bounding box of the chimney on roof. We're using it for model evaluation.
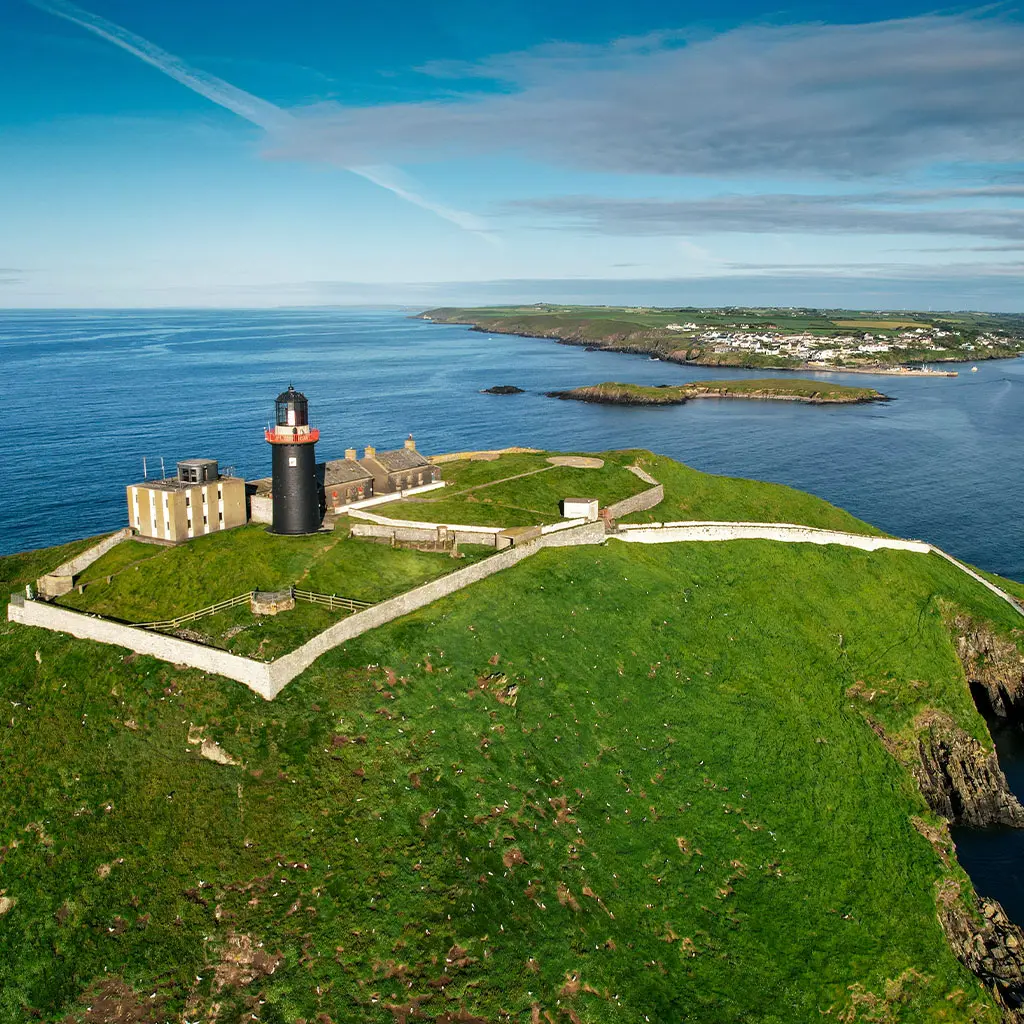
[404,434,416,452]
[345,447,357,461]
[364,446,376,460]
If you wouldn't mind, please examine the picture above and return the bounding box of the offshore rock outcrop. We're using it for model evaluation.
[954,614,1024,722]
[937,880,1024,1022]
[913,711,1024,827]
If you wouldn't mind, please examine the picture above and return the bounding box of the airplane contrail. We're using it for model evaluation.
[27,0,491,235]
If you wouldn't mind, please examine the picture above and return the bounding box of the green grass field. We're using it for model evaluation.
[612,451,885,535]
[385,453,649,527]
[3,517,1023,1022]
[52,525,493,657]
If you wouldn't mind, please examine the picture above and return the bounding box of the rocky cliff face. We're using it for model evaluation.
[937,880,1024,1022]
[913,711,1024,827]
[954,615,1024,722]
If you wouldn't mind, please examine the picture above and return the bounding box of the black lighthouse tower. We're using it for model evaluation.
[266,386,321,535]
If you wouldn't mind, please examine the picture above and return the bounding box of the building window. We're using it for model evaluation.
[203,515,208,525]
[185,496,190,507]
[218,510,223,522]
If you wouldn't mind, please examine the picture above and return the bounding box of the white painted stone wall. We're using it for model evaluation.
[335,480,446,513]
[611,521,1023,618]
[613,521,931,553]
[250,481,447,525]
[930,548,1024,618]
[249,495,273,525]
[7,595,277,698]
[606,484,664,520]
[15,507,1020,703]
[349,507,503,538]
[37,528,135,598]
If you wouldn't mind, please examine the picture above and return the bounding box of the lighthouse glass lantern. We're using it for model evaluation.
[265,385,321,534]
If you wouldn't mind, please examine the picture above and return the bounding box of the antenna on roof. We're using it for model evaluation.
[142,456,147,480]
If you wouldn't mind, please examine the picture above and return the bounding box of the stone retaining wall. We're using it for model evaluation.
[271,521,607,689]
[15,508,1019,702]
[249,495,273,525]
[613,521,932,553]
[535,521,607,548]
[605,483,664,520]
[8,521,608,701]
[38,528,134,599]
[351,522,501,548]
[7,594,277,697]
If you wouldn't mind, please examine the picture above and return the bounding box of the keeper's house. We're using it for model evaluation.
[360,436,440,495]
[127,459,247,544]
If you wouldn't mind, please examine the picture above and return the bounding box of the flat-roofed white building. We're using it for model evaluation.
[127,459,246,544]
[560,497,599,521]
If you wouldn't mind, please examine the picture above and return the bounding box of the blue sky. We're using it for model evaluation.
[2,0,1023,309]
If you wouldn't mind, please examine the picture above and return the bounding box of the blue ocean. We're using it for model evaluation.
[1,307,1022,575]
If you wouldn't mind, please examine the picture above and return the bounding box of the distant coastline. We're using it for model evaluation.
[417,305,1024,376]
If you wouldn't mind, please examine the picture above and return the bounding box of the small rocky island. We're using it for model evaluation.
[481,385,525,395]
[546,378,890,406]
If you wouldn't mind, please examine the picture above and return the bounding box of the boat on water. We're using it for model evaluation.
[971,366,979,373]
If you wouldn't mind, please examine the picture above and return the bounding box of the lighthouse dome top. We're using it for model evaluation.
[275,385,309,428]
[276,384,307,404]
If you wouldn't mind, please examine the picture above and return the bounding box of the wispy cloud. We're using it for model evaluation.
[258,15,1024,178]
[26,0,490,235]
[504,190,1024,240]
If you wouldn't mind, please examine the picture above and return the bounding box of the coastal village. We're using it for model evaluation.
[422,305,1024,373]
[665,323,998,365]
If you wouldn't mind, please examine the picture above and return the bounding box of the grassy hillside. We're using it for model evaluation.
[3,482,1024,1020]
[385,453,649,527]
[54,525,492,659]
[379,449,882,536]
[615,451,885,534]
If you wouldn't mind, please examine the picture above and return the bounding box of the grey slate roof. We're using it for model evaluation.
[373,448,430,472]
[323,459,375,485]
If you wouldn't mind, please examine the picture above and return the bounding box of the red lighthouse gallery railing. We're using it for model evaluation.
[265,428,320,444]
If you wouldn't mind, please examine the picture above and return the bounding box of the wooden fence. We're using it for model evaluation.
[292,588,372,613]
[138,592,254,632]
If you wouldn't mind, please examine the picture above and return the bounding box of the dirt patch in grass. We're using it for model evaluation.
[546,456,604,469]
[213,932,283,991]
[65,978,166,1024]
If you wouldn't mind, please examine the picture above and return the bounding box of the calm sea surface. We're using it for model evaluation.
[3,307,1024,917]
[1,307,1022,572]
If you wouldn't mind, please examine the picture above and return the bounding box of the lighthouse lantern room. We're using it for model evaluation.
[265,385,321,535]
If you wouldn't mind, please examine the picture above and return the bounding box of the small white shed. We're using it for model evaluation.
[560,497,599,521]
